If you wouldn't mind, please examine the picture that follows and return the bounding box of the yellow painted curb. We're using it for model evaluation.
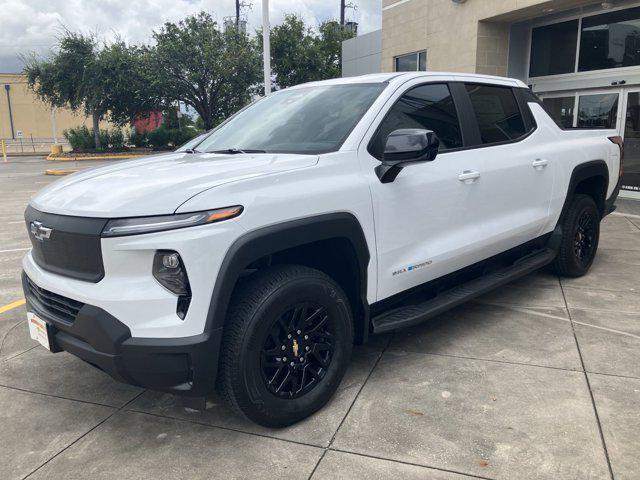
[0,298,26,314]
[45,169,78,176]
[46,153,148,161]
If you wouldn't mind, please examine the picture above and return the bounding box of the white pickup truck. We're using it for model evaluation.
[23,72,622,427]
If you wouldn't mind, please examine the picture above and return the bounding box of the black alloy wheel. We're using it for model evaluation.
[551,194,600,277]
[261,302,334,399]
[574,209,597,264]
[219,265,353,427]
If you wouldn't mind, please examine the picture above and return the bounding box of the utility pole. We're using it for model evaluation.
[262,0,271,94]
[236,0,241,27]
[340,0,346,26]
[4,85,15,140]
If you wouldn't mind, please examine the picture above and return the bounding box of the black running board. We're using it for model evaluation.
[371,248,557,334]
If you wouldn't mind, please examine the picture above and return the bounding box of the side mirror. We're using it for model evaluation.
[375,129,440,183]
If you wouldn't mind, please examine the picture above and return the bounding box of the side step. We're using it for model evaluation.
[371,248,557,334]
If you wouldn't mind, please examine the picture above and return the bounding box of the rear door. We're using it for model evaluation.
[458,82,555,255]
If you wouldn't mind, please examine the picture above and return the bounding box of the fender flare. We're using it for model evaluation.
[559,160,609,221]
[204,212,371,350]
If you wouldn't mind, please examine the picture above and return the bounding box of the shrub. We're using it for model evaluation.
[64,126,126,151]
[128,129,148,148]
[147,126,172,149]
[106,129,125,150]
[143,126,202,150]
[170,127,200,147]
[63,125,94,151]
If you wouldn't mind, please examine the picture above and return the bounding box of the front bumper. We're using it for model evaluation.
[22,272,220,396]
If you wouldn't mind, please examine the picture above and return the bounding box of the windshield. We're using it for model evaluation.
[197,83,386,154]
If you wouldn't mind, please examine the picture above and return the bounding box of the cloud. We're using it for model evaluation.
[0,0,381,73]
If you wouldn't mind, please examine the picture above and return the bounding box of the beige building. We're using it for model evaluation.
[344,0,640,196]
[381,0,606,76]
[0,73,106,151]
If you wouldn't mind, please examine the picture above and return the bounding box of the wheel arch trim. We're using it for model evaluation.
[204,212,371,352]
[560,160,610,221]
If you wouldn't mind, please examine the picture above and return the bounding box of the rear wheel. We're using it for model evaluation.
[551,194,600,277]
[218,265,353,427]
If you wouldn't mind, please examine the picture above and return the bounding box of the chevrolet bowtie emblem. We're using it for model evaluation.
[292,339,299,357]
[30,221,53,241]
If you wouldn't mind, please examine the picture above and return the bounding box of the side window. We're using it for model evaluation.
[465,84,527,144]
[370,83,463,158]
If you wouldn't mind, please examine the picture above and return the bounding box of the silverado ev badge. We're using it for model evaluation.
[30,221,52,241]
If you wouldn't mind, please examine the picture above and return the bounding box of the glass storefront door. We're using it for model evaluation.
[540,87,640,197]
[621,90,640,197]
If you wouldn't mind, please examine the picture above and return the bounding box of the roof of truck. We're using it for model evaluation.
[290,72,528,89]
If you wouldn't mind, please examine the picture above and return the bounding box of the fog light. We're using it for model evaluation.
[153,251,191,320]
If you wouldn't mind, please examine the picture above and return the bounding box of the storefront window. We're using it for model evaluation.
[577,93,619,129]
[395,51,427,72]
[529,20,579,77]
[542,97,575,128]
[579,7,640,72]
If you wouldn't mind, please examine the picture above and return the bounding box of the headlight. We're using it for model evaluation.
[101,206,243,237]
[153,251,191,320]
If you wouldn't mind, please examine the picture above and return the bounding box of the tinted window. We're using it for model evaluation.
[371,83,462,157]
[529,20,579,77]
[542,96,576,128]
[577,93,619,129]
[465,84,527,144]
[579,7,640,72]
[197,83,385,154]
[395,51,427,72]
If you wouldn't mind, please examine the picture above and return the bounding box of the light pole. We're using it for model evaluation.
[262,0,271,94]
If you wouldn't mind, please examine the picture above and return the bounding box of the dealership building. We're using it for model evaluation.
[343,0,640,197]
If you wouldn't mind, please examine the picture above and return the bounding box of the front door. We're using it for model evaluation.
[360,81,484,301]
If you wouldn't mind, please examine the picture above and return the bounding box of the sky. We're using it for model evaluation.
[0,0,382,73]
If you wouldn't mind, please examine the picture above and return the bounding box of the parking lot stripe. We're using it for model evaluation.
[0,299,26,314]
[0,247,30,253]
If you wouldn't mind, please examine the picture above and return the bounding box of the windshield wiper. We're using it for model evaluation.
[184,148,200,154]
[210,148,267,154]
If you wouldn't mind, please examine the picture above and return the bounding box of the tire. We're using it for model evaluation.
[551,194,600,278]
[218,264,353,427]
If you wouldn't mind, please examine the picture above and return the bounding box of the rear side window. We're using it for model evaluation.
[370,83,463,158]
[465,84,527,144]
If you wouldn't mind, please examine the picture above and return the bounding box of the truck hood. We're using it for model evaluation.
[30,152,319,217]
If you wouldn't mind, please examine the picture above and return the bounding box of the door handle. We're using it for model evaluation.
[532,159,549,170]
[458,170,481,184]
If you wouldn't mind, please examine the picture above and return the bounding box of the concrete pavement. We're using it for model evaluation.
[1,156,639,479]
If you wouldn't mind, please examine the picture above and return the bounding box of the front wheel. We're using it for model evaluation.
[551,194,600,277]
[218,265,353,427]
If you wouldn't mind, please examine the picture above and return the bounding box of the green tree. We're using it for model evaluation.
[23,32,105,148]
[95,40,164,127]
[24,31,160,149]
[317,20,356,80]
[261,15,356,89]
[150,12,261,129]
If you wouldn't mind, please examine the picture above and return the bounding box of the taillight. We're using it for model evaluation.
[608,136,624,178]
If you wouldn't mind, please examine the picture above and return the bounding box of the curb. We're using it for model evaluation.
[46,153,148,161]
[45,169,78,176]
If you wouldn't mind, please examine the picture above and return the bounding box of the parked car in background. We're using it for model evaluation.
[23,72,622,427]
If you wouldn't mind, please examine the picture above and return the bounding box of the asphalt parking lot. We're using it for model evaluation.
[1,156,640,480]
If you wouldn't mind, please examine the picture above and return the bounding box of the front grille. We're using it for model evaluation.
[25,206,107,282]
[25,276,84,323]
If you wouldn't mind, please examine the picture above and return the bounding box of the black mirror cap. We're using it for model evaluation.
[383,128,440,163]
[376,129,440,183]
